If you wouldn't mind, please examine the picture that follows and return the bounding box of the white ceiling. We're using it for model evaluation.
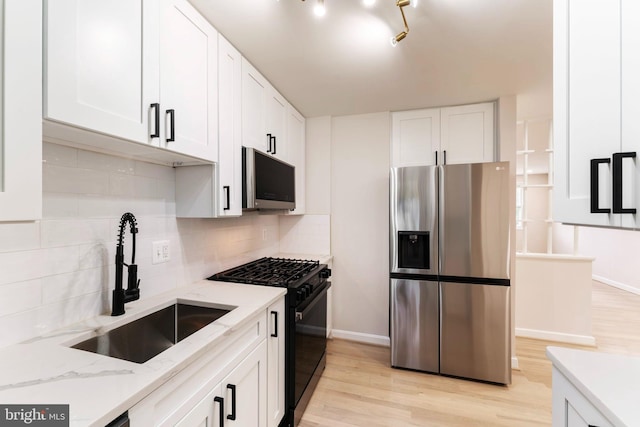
[189,0,552,118]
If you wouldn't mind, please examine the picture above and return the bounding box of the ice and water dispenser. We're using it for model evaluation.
[397,231,430,270]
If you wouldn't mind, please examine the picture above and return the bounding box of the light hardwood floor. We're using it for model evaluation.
[299,281,640,426]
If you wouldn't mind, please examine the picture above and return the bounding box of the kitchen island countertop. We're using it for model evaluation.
[547,346,640,426]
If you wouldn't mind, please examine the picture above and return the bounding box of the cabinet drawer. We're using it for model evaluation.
[129,311,266,426]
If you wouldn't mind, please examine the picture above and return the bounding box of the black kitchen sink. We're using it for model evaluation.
[71,302,235,364]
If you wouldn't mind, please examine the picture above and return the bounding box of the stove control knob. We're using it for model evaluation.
[320,268,332,279]
[303,284,312,297]
[296,288,306,303]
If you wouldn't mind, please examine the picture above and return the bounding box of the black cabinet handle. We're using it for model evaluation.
[223,186,230,211]
[271,135,277,155]
[166,109,175,142]
[443,150,447,165]
[612,152,637,214]
[226,384,236,420]
[213,396,224,426]
[271,310,278,337]
[266,133,272,153]
[590,158,611,213]
[435,151,438,165]
[150,103,160,138]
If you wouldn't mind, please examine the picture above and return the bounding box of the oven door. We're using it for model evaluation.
[293,283,329,408]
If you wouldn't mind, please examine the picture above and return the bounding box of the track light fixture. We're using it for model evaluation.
[391,0,413,46]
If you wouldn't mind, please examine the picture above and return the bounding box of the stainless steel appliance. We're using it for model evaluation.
[390,162,511,384]
[243,147,296,210]
[209,258,331,427]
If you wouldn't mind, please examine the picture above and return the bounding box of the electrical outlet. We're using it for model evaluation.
[152,240,170,264]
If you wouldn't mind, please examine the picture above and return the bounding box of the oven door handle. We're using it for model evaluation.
[295,283,330,322]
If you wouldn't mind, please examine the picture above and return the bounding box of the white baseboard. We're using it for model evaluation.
[330,329,390,347]
[593,275,640,296]
[516,327,596,346]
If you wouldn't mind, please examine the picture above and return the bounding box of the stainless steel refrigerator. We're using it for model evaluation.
[389,162,511,385]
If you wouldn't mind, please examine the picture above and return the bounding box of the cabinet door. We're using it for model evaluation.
[44,0,159,145]
[267,90,288,162]
[160,0,218,161]
[267,299,286,427]
[0,0,42,221]
[620,0,640,229]
[176,382,224,427]
[391,109,440,167]
[286,106,306,215]
[218,35,243,216]
[242,58,270,153]
[554,0,622,227]
[222,340,268,427]
[439,102,495,165]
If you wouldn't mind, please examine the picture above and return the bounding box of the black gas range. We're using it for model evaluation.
[208,257,331,427]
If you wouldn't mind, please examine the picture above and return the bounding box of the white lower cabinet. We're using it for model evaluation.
[177,341,267,427]
[129,296,284,427]
[552,367,613,427]
[267,298,286,427]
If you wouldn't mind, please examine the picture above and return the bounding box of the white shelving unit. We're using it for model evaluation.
[516,117,578,255]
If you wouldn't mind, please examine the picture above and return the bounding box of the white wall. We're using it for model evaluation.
[572,227,640,295]
[305,116,331,215]
[330,112,390,344]
[0,142,280,348]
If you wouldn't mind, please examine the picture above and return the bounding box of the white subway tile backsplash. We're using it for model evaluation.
[43,143,78,167]
[0,250,44,286]
[41,219,112,248]
[109,173,136,197]
[42,268,108,304]
[279,215,330,255]
[78,150,135,175]
[0,222,40,253]
[136,160,175,182]
[0,279,42,316]
[43,192,80,218]
[44,164,110,195]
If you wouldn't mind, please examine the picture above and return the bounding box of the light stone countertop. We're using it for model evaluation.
[0,280,286,426]
[546,346,640,426]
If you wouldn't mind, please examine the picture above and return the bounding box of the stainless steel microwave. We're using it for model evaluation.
[242,147,295,210]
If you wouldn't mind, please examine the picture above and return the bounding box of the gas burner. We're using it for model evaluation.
[208,257,320,287]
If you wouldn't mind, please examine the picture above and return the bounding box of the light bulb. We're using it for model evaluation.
[390,36,398,47]
[363,0,376,7]
[411,0,418,7]
[314,0,326,17]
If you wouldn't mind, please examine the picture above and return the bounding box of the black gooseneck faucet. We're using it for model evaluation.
[112,212,140,316]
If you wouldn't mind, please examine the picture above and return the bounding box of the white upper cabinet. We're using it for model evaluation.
[44,0,159,145]
[242,58,288,162]
[286,105,306,215]
[217,35,243,217]
[391,102,495,167]
[0,0,42,221]
[554,0,640,228]
[440,102,495,165]
[159,0,218,161]
[44,0,218,163]
[391,108,440,167]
